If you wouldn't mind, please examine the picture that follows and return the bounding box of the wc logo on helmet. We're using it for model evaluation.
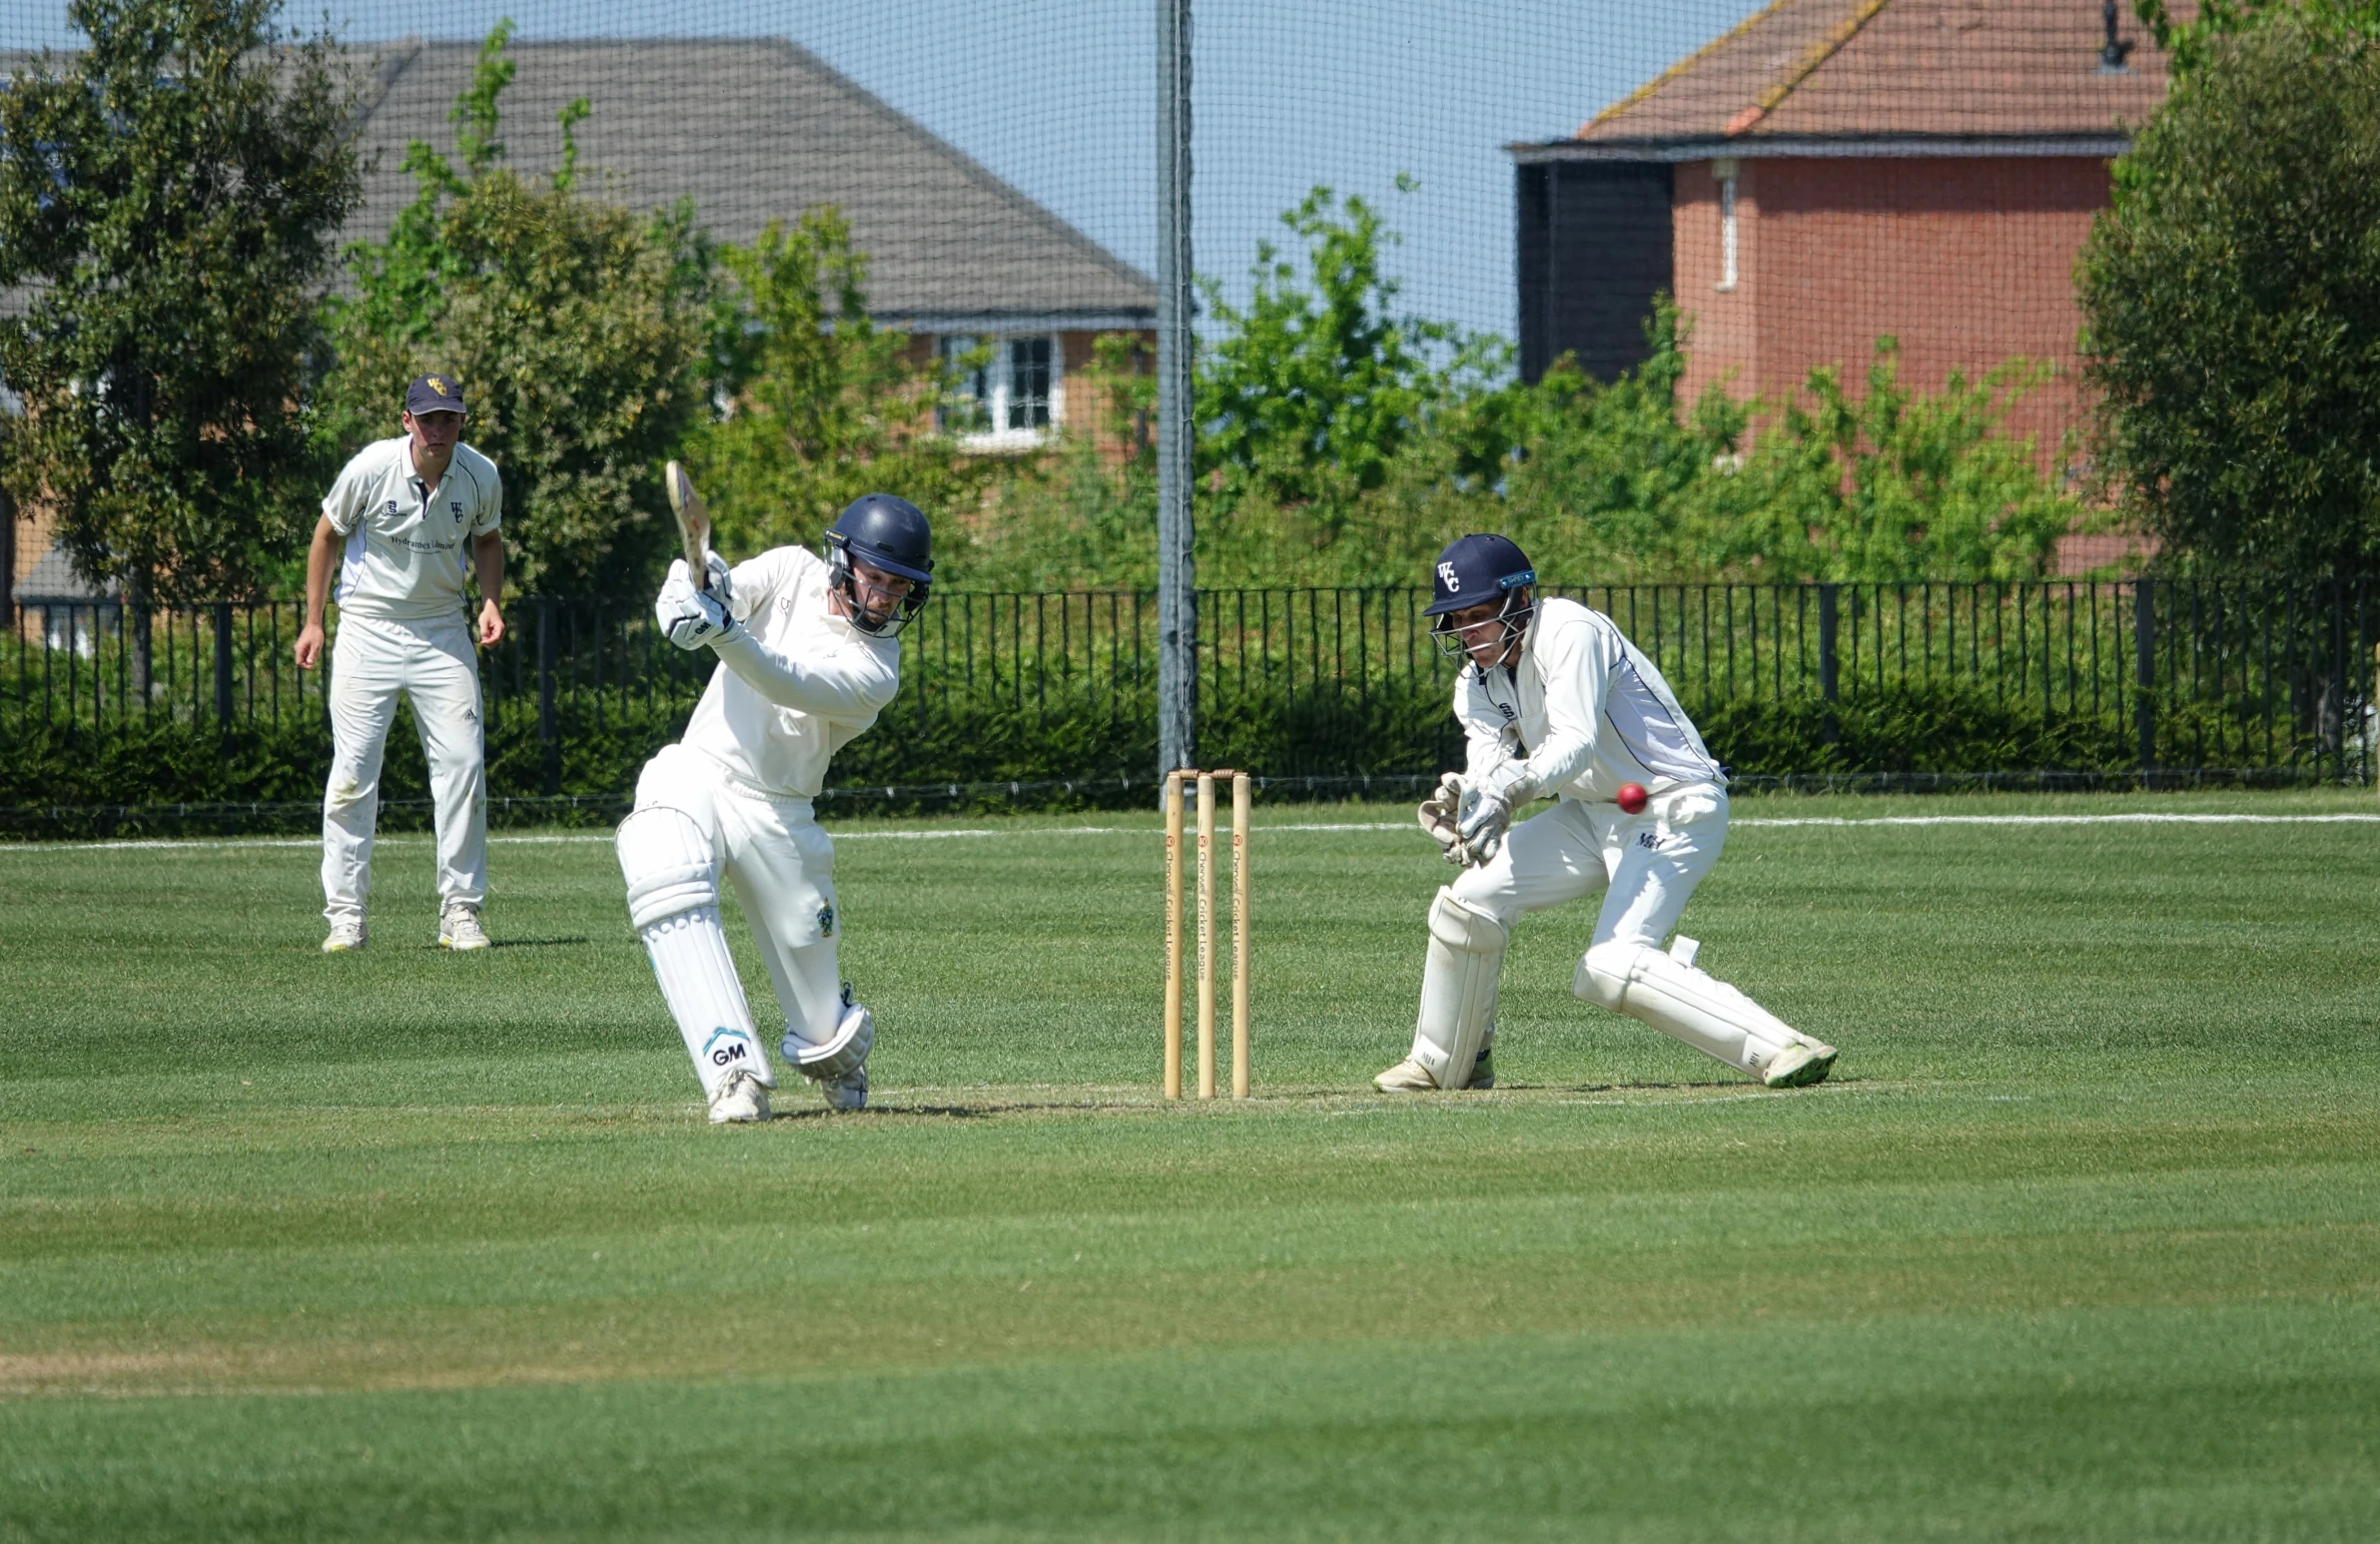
[817,904,835,937]
[702,1028,752,1068]
[1437,561,1460,592]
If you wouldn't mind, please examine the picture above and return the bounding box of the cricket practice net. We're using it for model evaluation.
[4,0,2373,823]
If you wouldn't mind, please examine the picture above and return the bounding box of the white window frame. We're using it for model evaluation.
[936,333,1066,449]
[1713,158,1740,293]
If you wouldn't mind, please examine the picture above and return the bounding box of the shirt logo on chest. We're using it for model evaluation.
[451,502,465,523]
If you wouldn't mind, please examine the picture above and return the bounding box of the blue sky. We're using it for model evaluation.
[5,0,1764,342]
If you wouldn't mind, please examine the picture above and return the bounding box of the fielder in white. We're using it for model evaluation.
[615,489,933,1123]
[295,374,503,954]
[1376,533,1839,1094]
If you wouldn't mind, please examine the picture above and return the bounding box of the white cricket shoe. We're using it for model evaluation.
[1373,1057,1441,1092]
[322,918,368,954]
[1763,1038,1838,1090]
[438,903,491,952]
[818,1066,868,1112]
[707,1069,771,1125]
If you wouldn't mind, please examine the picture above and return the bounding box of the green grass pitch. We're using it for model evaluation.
[3,787,2379,1541]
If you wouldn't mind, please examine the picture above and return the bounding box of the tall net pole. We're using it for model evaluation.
[1155,0,1195,776]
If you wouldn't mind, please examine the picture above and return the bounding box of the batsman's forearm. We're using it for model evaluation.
[708,626,887,719]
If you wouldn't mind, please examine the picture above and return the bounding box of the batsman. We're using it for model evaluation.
[1376,533,1839,1094]
[614,468,932,1123]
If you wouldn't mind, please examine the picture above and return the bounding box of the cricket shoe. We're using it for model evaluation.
[1763,1038,1838,1090]
[1466,1047,1495,1090]
[438,903,491,952]
[707,1068,771,1124]
[817,1065,868,1113]
[322,918,368,953]
[1373,1057,1441,1092]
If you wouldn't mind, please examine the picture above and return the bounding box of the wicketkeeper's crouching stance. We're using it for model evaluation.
[615,480,931,1123]
[1376,534,1839,1094]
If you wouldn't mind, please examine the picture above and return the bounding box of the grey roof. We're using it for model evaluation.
[344,37,1154,326]
[16,543,110,602]
[1,38,1155,327]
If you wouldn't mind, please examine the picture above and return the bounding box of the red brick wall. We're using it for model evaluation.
[1674,155,2109,470]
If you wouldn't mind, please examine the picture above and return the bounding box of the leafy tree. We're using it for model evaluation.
[1693,342,2078,582]
[681,210,998,563]
[950,193,2078,591]
[2079,12,2380,573]
[320,21,713,594]
[1194,184,1506,525]
[0,0,363,604]
[2133,0,2380,74]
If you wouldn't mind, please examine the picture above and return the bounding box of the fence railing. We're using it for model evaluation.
[8,579,2375,784]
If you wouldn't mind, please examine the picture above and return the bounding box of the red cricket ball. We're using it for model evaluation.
[1615,782,1649,815]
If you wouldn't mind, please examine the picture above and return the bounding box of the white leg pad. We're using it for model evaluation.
[1574,941,1799,1079]
[785,998,874,1082]
[617,804,720,933]
[640,907,773,1097]
[1407,888,1506,1090]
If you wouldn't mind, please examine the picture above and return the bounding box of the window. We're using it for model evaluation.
[1008,338,1052,431]
[937,336,992,434]
[934,333,1063,445]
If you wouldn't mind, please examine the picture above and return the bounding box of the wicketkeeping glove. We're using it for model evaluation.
[1454,768,1534,867]
[1417,772,1467,867]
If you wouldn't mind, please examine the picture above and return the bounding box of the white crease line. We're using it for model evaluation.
[5,812,2374,855]
[1733,812,2380,827]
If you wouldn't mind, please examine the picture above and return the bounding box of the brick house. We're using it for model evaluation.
[6,36,1155,603]
[1509,0,2174,517]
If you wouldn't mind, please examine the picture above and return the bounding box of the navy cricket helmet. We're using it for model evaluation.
[826,493,934,636]
[1425,533,1536,659]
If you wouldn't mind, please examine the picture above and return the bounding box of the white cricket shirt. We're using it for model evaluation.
[682,546,903,800]
[322,436,502,622]
[1457,597,1725,803]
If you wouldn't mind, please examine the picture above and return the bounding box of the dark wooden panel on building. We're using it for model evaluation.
[1516,162,1673,385]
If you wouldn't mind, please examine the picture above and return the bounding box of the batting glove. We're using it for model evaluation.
[1417,772,1467,866]
[656,566,732,651]
[697,550,734,609]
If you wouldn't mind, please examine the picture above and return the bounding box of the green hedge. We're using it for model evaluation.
[0,676,2335,837]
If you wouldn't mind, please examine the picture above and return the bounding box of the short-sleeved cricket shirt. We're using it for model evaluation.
[322,436,502,622]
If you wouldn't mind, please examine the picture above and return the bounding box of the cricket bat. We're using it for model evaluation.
[664,460,712,593]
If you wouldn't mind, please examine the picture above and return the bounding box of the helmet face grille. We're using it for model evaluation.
[827,538,929,637]
[1429,586,1534,664]
[824,493,935,637]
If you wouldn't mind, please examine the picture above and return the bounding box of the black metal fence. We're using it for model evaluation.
[7,579,2376,784]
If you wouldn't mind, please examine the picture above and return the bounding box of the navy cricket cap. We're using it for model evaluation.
[404,374,467,416]
[1424,533,1536,616]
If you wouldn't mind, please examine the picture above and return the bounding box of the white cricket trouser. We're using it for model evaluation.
[321,613,487,925]
[633,745,846,1053]
[1448,781,1728,946]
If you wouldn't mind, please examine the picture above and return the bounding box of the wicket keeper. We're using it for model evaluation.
[1377,533,1839,1093]
[294,374,503,954]
[614,488,933,1122]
